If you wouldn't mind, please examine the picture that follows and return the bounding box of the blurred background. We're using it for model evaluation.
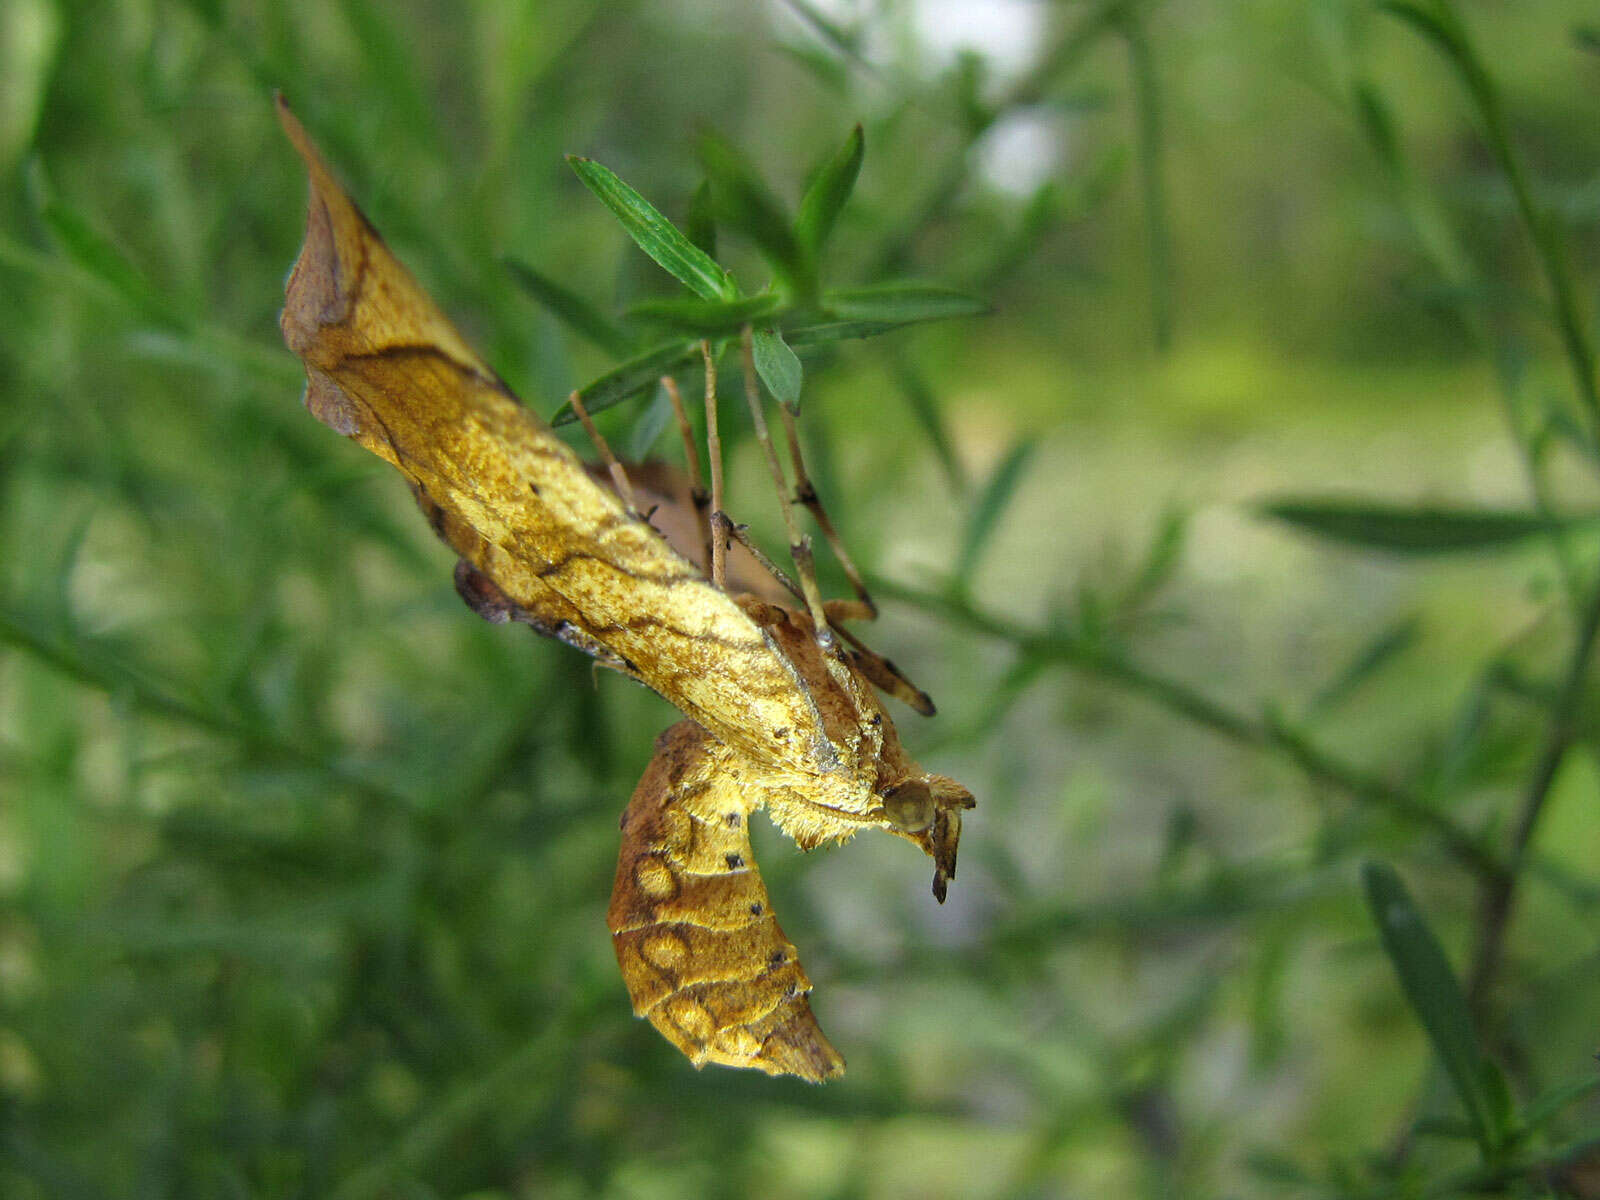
[2,1,1598,1196]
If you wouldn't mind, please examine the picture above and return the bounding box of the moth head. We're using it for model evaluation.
[879,775,976,903]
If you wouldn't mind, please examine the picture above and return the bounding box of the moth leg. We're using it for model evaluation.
[567,388,638,513]
[662,374,713,575]
[837,625,936,716]
[738,325,836,648]
[728,523,802,599]
[701,339,732,593]
[776,402,877,619]
[609,721,845,1083]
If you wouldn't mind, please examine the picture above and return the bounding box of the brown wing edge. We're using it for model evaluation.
[608,721,845,1083]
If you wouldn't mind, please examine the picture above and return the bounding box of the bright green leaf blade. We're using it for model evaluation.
[796,123,863,257]
[503,256,631,357]
[1362,861,1502,1157]
[624,292,780,333]
[751,328,803,412]
[824,282,991,325]
[1260,500,1597,553]
[551,339,700,425]
[957,439,1036,581]
[697,131,811,298]
[567,156,738,301]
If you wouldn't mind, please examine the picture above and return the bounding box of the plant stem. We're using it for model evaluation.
[0,605,424,818]
[1467,575,1600,1011]
[871,576,1505,879]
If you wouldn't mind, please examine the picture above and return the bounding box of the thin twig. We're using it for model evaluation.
[661,374,712,570]
[739,326,833,643]
[778,403,877,616]
[1467,576,1600,1011]
[700,340,729,591]
[566,389,636,511]
[869,576,1505,878]
[0,606,424,819]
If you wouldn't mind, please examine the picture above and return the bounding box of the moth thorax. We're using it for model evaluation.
[880,779,935,834]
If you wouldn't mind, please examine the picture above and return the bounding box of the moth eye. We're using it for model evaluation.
[881,781,935,834]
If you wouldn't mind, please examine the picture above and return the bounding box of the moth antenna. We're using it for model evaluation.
[739,325,834,647]
[701,340,731,593]
[568,389,638,513]
[662,374,713,573]
[777,403,877,620]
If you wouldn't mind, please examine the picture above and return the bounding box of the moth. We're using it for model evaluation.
[276,97,974,1082]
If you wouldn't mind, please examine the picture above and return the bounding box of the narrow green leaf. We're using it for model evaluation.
[888,351,966,494]
[1354,81,1404,177]
[567,156,737,301]
[503,257,631,357]
[35,191,170,322]
[751,328,803,412]
[687,179,717,258]
[624,292,779,333]
[824,282,991,324]
[1413,1115,1480,1141]
[627,383,676,461]
[784,319,911,345]
[795,124,864,258]
[957,440,1036,581]
[551,339,700,425]
[1308,617,1421,715]
[697,131,811,298]
[1260,499,1597,553]
[1243,1151,1313,1185]
[1116,506,1189,616]
[1518,1074,1600,1137]
[1362,861,1503,1157]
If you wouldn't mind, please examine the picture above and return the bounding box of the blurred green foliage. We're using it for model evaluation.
[2,1,1599,1197]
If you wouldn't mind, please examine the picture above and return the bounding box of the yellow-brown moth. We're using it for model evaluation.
[276,96,974,1082]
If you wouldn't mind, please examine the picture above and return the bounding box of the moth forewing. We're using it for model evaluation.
[276,96,833,776]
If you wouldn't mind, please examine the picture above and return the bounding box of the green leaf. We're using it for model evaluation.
[1362,861,1505,1158]
[503,257,631,357]
[697,131,811,298]
[1259,499,1597,553]
[795,123,863,258]
[627,383,676,461]
[783,319,912,345]
[824,282,991,325]
[686,179,717,258]
[551,339,700,425]
[567,156,738,301]
[751,328,803,412]
[624,292,779,333]
[888,350,966,494]
[1307,616,1421,715]
[1518,1074,1600,1138]
[32,177,171,323]
[957,439,1036,582]
[1116,506,1189,616]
